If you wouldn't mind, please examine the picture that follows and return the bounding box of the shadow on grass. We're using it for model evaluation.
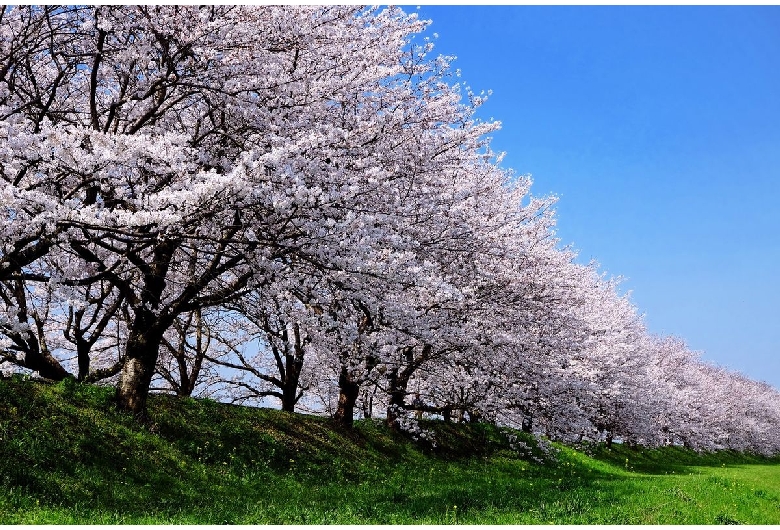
[584,442,780,474]
[2,378,780,524]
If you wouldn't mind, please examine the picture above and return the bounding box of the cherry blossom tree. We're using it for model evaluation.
[2,5,779,454]
[2,6,460,416]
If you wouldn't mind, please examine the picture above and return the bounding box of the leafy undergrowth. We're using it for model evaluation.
[1,377,780,524]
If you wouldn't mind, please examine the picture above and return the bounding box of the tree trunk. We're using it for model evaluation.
[77,340,90,382]
[361,387,374,419]
[385,368,408,430]
[180,307,207,397]
[115,308,164,416]
[521,415,533,433]
[333,366,359,428]
[23,338,71,381]
[280,345,303,412]
[115,238,176,416]
[10,276,70,381]
[281,358,300,412]
[385,346,424,429]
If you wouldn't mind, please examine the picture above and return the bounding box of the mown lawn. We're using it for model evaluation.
[1,377,779,524]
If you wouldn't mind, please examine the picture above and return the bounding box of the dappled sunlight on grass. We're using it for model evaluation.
[1,378,779,524]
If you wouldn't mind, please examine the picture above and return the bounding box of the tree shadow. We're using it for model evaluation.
[584,442,780,474]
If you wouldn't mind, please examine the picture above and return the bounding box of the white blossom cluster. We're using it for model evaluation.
[1,6,780,454]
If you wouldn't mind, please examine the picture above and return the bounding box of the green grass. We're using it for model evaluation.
[1,376,780,524]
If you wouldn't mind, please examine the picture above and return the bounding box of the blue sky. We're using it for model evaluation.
[415,6,780,387]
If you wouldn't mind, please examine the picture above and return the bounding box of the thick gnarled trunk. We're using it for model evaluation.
[385,345,430,429]
[280,322,305,412]
[386,367,410,430]
[281,353,302,412]
[116,356,155,416]
[23,338,71,381]
[115,308,165,416]
[9,276,71,381]
[115,237,178,416]
[333,366,360,428]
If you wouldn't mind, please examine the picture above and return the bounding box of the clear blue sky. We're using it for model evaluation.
[415,6,780,388]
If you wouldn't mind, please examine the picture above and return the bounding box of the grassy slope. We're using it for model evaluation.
[1,377,779,524]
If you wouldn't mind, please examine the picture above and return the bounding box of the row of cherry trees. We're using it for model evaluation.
[2,6,778,454]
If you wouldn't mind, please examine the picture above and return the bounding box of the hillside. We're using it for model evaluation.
[1,377,779,524]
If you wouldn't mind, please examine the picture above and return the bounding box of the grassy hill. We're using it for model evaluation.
[1,376,779,524]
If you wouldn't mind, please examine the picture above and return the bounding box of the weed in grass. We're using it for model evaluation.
[715,513,742,525]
